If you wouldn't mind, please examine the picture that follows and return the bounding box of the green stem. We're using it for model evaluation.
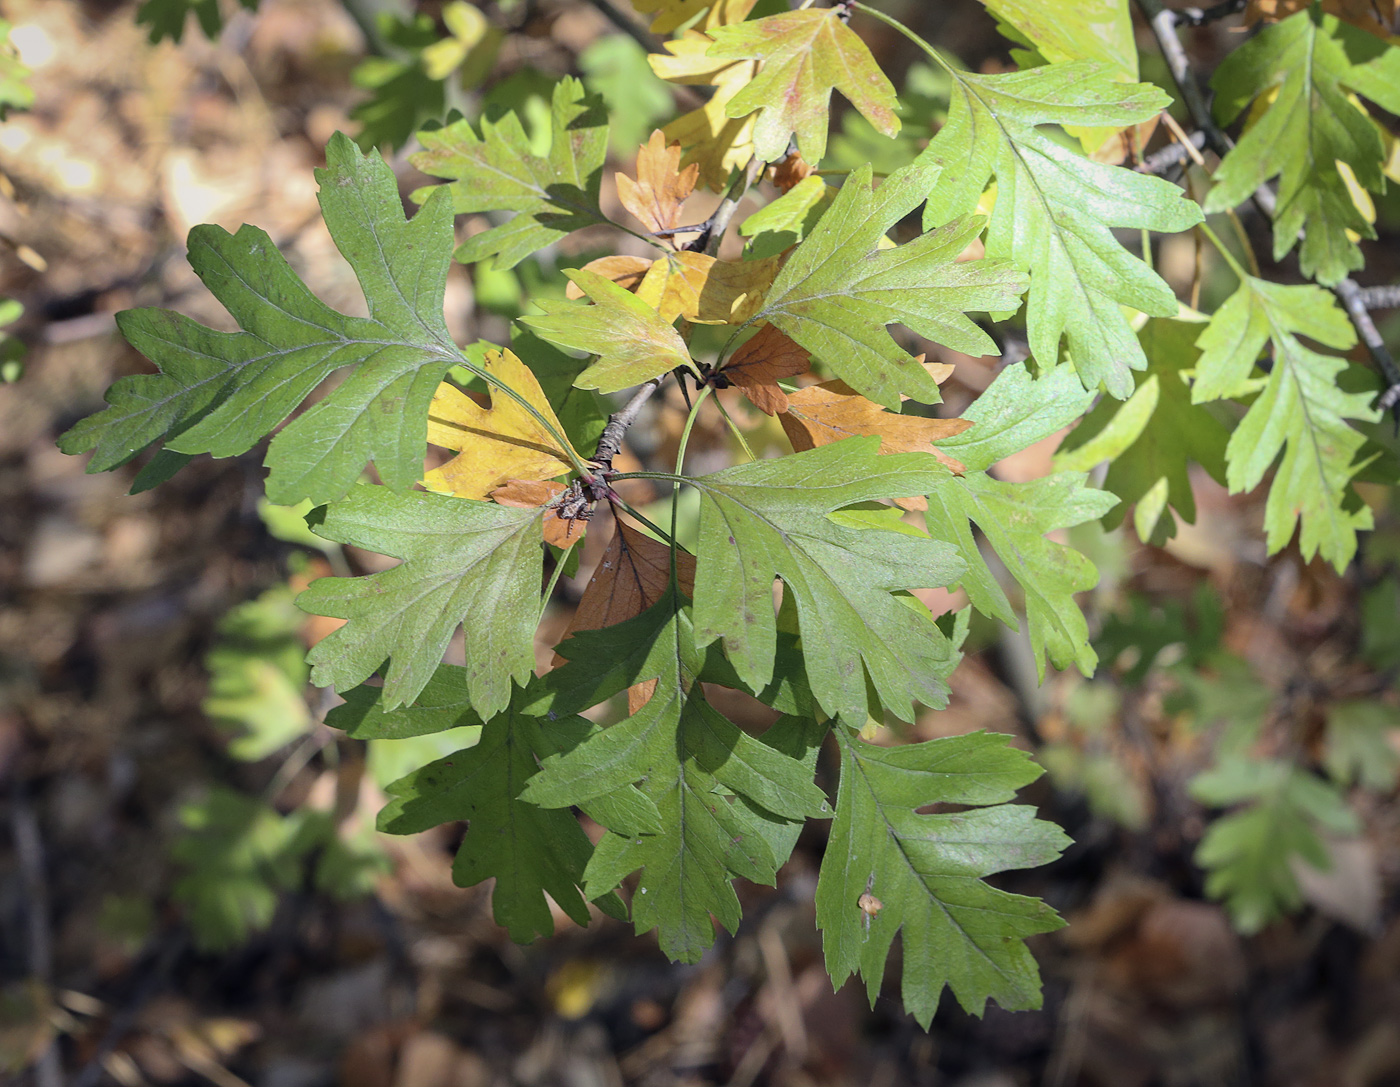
[713,393,756,462]
[851,3,955,73]
[669,384,714,584]
[1197,219,1249,284]
[608,498,675,545]
[539,541,577,621]
[450,352,592,479]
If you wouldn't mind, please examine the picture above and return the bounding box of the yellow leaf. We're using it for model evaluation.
[423,349,579,500]
[632,0,758,33]
[649,33,759,191]
[634,252,779,324]
[617,130,699,237]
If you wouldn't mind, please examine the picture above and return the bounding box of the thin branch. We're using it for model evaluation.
[1136,128,1208,174]
[1176,0,1248,26]
[586,0,664,56]
[1336,278,1400,411]
[592,377,665,475]
[1357,285,1400,310]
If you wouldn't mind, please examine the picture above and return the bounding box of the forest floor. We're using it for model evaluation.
[2,1,1400,1086]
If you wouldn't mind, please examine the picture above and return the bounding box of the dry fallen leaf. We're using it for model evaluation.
[423,349,580,500]
[617,130,700,238]
[491,479,579,547]
[720,322,811,414]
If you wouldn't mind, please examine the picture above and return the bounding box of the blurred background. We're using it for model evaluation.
[2,1,1400,1085]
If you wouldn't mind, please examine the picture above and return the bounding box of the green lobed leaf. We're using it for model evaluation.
[815,727,1069,1026]
[924,471,1117,680]
[59,134,464,506]
[378,706,626,942]
[749,162,1028,410]
[298,488,545,714]
[688,438,966,723]
[350,13,447,154]
[519,269,695,393]
[1055,316,1229,543]
[523,590,830,963]
[135,0,256,43]
[1191,756,1360,934]
[1324,699,1400,791]
[740,175,834,260]
[1205,10,1400,286]
[706,7,900,164]
[1192,277,1379,571]
[410,77,610,269]
[916,62,1203,398]
[937,360,1096,473]
[203,584,313,762]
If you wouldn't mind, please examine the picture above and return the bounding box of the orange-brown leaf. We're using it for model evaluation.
[1246,0,1397,35]
[770,151,816,193]
[566,521,697,639]
[780,367,970,468]
[423,349,580,501]
[721,323,811,414]
[491,479,579,547]
[617,130,699,237]
[564,255,654,299]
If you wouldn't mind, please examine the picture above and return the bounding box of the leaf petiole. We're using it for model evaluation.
[1195,219,1249,283]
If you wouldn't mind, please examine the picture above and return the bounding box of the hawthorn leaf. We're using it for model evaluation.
[617,129,699,236]
[706,8,900,163]
[410,77,609,269]
[924,470,1118,679]
[936,361,1097,473]
[1191,756,1360,934]
[327,666,482,741]
[521,269,695,392]
[566,256,654,296]
[780,367,969,474]
[1205,11,1400,285]
[690,437,966,722]
[1054,316,1229,543]
[634,252,779,325]
[523,593,830,962]
[564,521,697,641]
[59,134,464,506]
[740,175,834,260]
[632,0,757,33]
[650,32,759,191]
[750,162,1028,410]
[916,62,1203,397]
[720,323,811,414]
[1193,277,1378,570]
[509,329,612,453]
[815,727,1068,1026]
[298,488,545,714]
[977,0,1139,152]
[423,348,580,501]
[378,706,625,941]
[1324,699,1400,791]
[491,480,577,548]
